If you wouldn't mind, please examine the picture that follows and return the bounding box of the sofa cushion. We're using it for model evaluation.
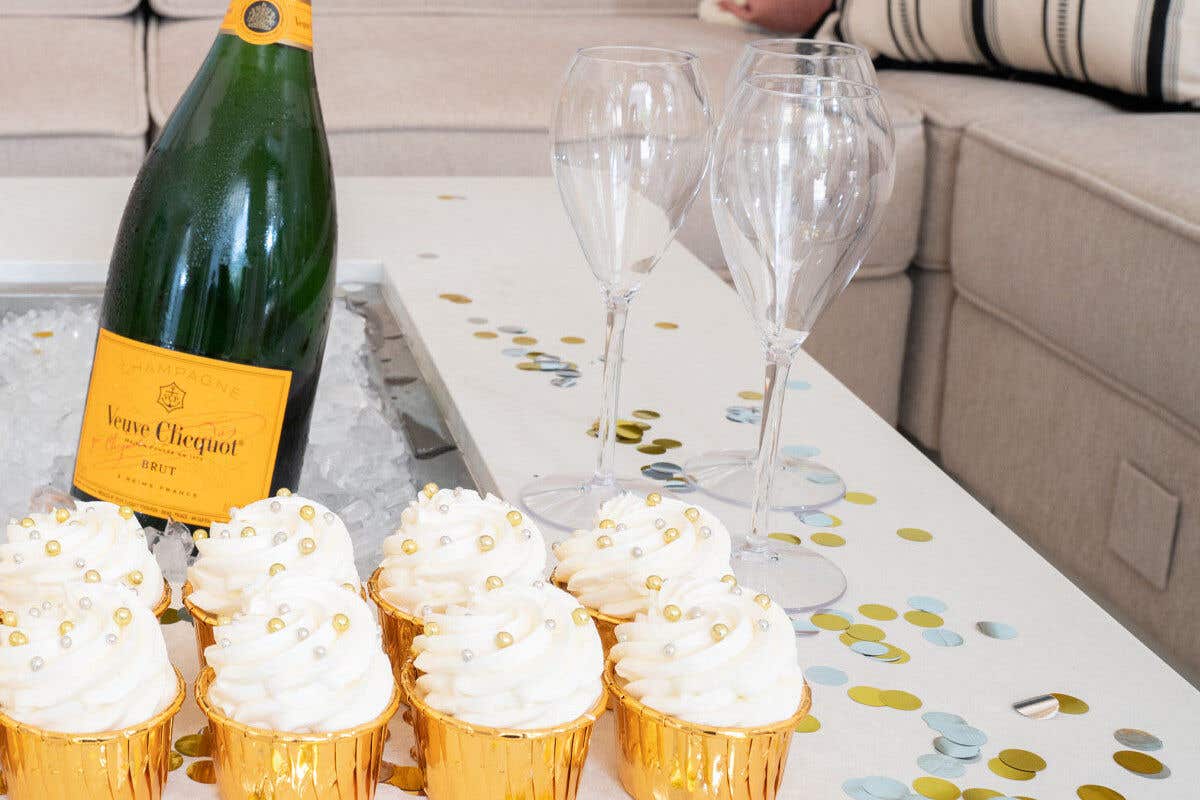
[952,112,1200,433]
[876,69,1116,270]
[0,16,147,175]
[0,0,137,15]
[150,0,696,19]
[899,267,953,450]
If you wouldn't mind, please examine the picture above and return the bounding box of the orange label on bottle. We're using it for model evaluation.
[221,0,312,50]
[73,329,292,526]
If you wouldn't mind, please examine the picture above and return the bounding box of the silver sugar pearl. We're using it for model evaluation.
[41,601,52,611]
[523,529,533,540]
[616,523,628,531]
[12,554,22,564]
[453,487,463,498]
[654,518,666,530]
[59,635,72,648]
[296,627,310,640]
[105,633,118,645]
[663,643,677,657]
[531,580,545,590]
[219,637,232,648]
[78,597,92,610]
[687,607,704,620]
[29,530,40,540]
[323,512,335,524]
[699,526,712,539]
[438,504,450,514]
[730,586,742,595]
[29,656,44,671]
[220,530,231,538]
[313,645,327,659]
[270,501,282,513]
[461,649,474,662]
[757,619,770,632]
[277,604,291,615]
[438,535,453,547]
[28,608,40,618]
[74,558,86,569]
[630,546,644,558]
[616,631,630,643]
[544,618,557,631]
[272,531,288,545]
[420,605,434,619]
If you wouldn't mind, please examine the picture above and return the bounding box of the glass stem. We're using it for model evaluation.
[593,292,631,487]
[747,348,793,551]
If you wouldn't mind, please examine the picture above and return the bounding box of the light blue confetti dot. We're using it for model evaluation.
[800,511,834,527]
[841,779,872,800]
[976,621,1018,640]
[922,711,966,731]
[787,379,812,390]
[860,777,907,800]
[940,723,987,747]
[916,753,967,779]
[933,736,981,759]
[923,628,964,647]
[818,608,856,623]
[501,347,529,357]
[792,618,819,634]
[850,641,889,656]
[783,444,821,459]
[907,595,948,614]
[804,666,848,686]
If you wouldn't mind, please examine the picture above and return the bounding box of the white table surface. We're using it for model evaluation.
[1,177,1197,800]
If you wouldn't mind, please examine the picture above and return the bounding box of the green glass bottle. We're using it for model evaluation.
[72,0,335,529]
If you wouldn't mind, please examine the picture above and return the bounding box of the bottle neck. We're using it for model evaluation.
[220,0,313,52]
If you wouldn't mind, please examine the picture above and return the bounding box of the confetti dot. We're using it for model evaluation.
[512,335,537,345]
[1112,750,1165,775]
[168,751,183,771]
[738,390,764,400]
[960,790,1002,800]
[560,336,585,344]
[1076,786,1125,800]
[186,760,217,784]
[923,628,964,647]
[1113,728,1162,751]
[880,689,923,711]
[810,532,846,547]
[437,194,465,200]
[904,610,945,628]
[811,613,851,631]
[768,532,803,545]
[918,753,967,779]
[795,715,821,733]
[473,331,498,339]
[652,438,682,449]
[941,724,988,747]
[1051,693,1089,714]
[976,621,1018,640]
[632,409,660,419]
[912,776,962,800]
[851,641,889,656]
[858,604,898,621]
[862,777,909,800]
[934,737,981,759]
[922,712,965,730]
[999,749,1047,773]
[804,666,848,686]
[847,685,885,707]
[988,758,1035,781]
[844,491,877,505]
[654,321,679,330]
[175,731,212,757]
[800,511,835,527]
[846,624,886,642]
[438,292,472,303]
[898,527,933,542]
[637,444,667,455]
[783,444,821,459]
[827,514,843,527]
[467,316,488,324]
[908,596,948,614]
[787,379,812,390]
[384,765,425,791]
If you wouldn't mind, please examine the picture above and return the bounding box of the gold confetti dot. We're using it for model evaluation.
[560,336,585,344]
[912,776,961,800]
[384,764,425,792]
[903,610,944,628]
[437,194,465,201]
[1112,750,1165,775]
[439,293,472,304]
[999,749,1047,773]
[880,689,922,711]
[844,491,877,505]
[651,438,682,449]
[858,604,898,621]
[175,731,212,758]
[768,532,803,545]
[810,532,845,547]
[897,526,933,542]
[738,390,763,400]
[988,758,1035,781]
[632,409,661,419]
[32,330,54,339]
[654,321,678,330]
[1076,786,1125,800]
[473,331,498,339]
[795,715,820,733]
[961,790,1002,800]
[1052,693,1089,715]
[186,760,217,784]
[827,514,843,527]
[637,444,667,455]
[168,751,183,771]
[512,335,537,345]
[847,685,885,707]
[845,624,886,642]
[811,613,850,631]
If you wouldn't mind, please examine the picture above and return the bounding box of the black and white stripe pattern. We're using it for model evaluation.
[821,0,1198,106]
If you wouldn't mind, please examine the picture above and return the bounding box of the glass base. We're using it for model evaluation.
[732,540,847,617]
[684,449,845,510]
[520,473,666,535]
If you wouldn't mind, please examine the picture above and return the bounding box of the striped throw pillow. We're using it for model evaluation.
[820,0,1198,107]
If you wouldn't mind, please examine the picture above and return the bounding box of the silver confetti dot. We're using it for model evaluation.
[29,656,44,671]
[654,519,666,530]
[631,546,644,558]
[544,619,557,630]
[699,526,712,539]
[270,501,282,513]
[105,633,118,645]
[757,619,770,632]
[59,635,72,648]
[438,535,453,547]
[220,638,231,649]
[78,597,92,610]
[313,645,327,659]
[461,649,474,662]
[272,531,288,545]
[296,627,310,640]
[663,643,677,657]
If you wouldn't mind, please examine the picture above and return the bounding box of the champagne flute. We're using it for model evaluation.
[713,74,895,614]
[688,39,879,511]
[521,46,713,533]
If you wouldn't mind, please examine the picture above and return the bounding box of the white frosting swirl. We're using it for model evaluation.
[0,502,165,612]
[412,583,603,729]
[204,575,395,733]
[186,494,360,617]
[377,487,546,616]
[610,577,805,727]
[0,583,178,733]
[552,494,732,618]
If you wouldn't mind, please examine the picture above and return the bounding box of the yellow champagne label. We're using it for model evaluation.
[74,329,292,526]
[221,0,312,50]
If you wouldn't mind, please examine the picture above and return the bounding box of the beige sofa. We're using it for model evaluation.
[1,2,1197,682]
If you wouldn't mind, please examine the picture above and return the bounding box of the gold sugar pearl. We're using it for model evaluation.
[754,594,771,609]
[596,535,614,549]
[663,605,683,622]
[113,607,133,627]
[267,617,286,633]
[276,487,293,497]
[299,505,316,521]
[299,537,317,555]
[44,540,61,557]
[571,608,591,626]
[683,507,701,523]
[477,535,495,552]
[662,528,680,544]
[332,613,351,633]
[720,574,737,587]
[598,519,617,530]
[424,621,441,636]
[401,539,419,555]
[485,575,504,591]
[118,506,135,520]
[342,582,358,593]
[506,510,523,527]
[18,517,35,528]
[8,630,28,647]
[422,482,439,498]
[1,611,16,627]
[646,493,662,507]
[495,631,514,649]
[83,569,101,583]
[58,621,74,636]
[269,563,286,576]
[241,526,256,538]
[127,569,144,586]
[193,529,209,541]
[711,623,730,641]
[54,508,70,524]
[645,575,664,591]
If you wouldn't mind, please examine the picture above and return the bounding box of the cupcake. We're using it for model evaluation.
[0,501,169,615]
[402,580,606,800]
[0,583,185,800]
[195,574,399,800]
[551,492,732,654]
[368,483,545,681]
[184,490,359,664]
[605,577,812,800]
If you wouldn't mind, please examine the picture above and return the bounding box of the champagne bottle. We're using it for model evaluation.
[72,0,335,528]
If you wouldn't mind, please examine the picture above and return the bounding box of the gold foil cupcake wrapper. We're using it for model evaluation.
[0,667,185,800]
[604,662,811,800]
[402,658,605,800]
[195,667,401,800]
[367,568,424,695]
[182,580,218,668]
